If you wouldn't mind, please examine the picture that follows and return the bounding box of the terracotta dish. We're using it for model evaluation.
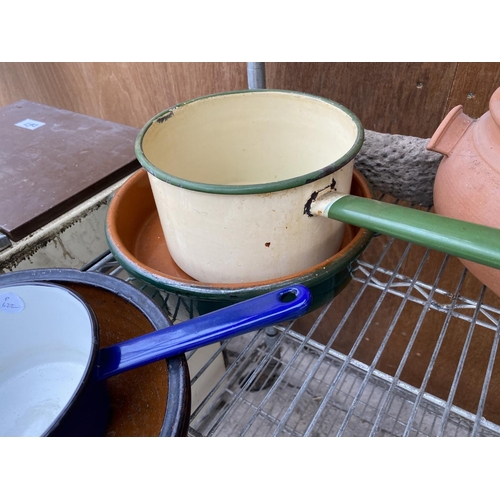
[106,168,374,313]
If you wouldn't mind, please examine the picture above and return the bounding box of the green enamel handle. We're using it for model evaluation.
[313,194,500,270]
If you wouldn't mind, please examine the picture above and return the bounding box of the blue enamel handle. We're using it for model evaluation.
[95,285,312,380]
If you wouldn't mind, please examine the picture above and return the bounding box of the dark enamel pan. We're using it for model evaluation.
[0,271,311,437]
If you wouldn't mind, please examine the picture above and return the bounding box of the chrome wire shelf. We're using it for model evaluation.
[86,218,500,437]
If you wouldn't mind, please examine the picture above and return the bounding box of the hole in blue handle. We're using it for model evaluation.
[279,289,298,303]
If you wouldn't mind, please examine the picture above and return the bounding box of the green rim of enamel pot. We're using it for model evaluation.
[135,89,365,195]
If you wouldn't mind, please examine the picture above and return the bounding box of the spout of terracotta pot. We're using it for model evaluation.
[427,105,474,156]
[488,87,500,130]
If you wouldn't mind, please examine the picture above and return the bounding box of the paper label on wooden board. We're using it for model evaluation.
[14,119,46,130]
[0,292,25,314]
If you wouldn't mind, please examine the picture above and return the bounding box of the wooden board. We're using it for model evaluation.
[0,100,139,241]
[2,62,500,137]
[446,62,500,117]
[266,62,459,137]
[0,62,248,128]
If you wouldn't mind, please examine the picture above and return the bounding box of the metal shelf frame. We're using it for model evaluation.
[86,219,500,437]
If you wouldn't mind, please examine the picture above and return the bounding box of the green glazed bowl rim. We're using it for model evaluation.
[105,169,374,303]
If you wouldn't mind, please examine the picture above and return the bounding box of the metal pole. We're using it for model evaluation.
[247,62,266,89]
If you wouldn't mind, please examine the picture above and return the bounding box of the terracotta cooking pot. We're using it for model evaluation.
[428,86,500,296]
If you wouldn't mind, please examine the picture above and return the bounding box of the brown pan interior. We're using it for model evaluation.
[62,283,168,437]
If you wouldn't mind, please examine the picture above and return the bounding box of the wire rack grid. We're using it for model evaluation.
[85,199,500,437]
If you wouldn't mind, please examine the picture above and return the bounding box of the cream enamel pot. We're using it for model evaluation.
[136,90,500,284]
[0,282,310,437]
